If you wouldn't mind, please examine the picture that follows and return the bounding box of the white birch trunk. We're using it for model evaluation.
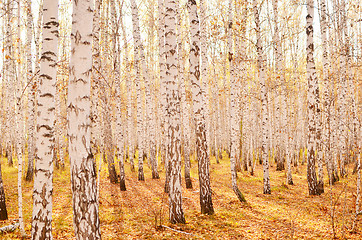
[165,0,185,224]
[13,0,25,236]
[228,0,246,202]
[4,0,14,167]
[188,0,214,214]
[131,0,146,181]
[31,0,59,238]
[68,0,100,237]
[180,64,192,189]
[120,4,135,172]
[320,0,333,186]
[253,0,270,194]
[26,0,35,181]
[306,0,320,195]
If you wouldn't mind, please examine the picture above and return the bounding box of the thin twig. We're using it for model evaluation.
[92,66,112,89]
[17,70,40,104]
[161,225,194,236]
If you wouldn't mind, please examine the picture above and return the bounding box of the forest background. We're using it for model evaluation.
[0,0,361,239]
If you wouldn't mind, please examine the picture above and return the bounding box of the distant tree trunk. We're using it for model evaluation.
[188,0,214,214]
[306,0,320,195]
[55,71,64,170]
[118,3,129,191]
[228,0,246,203]
[273,0,285,172]
[253,0,270,194]
[330,77,339,182]
[337,0,348,179]
[14,1,25,236]
[285,101,293,185]
[131,0,158,179]
[101,0,118,185]
[314,21,324,192]
[131,0,146,181]
[177,2,192,189]
[180,75,192,189]
[4,0,13,168]
[25,0,35,182]
[144,14,159,181]
[0,161,8,220]
[216,80,223,162]
[104,103,118,184]
[158,0,171,193]
[68,0,101,238]
[354,133,361,224]
[319,0,333,185]
[120,3,135,172]
[199,0,210,158]
[112,0,126,191]
[165,0,185,224]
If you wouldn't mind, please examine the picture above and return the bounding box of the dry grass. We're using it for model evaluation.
[0,153,361,239]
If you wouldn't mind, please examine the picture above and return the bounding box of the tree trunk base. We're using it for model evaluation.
[243,159,248,171]
[200,201,214,215]
[25,168,33,182]
[317,180,324,194]
[276,161,285,171]
[130,164,135,172]
[164,183,169,193]
[138,169,145,181]
[263,188,271,194]
[108,165,118,184]
[185,177,192,189]
[7,150,13,167]
[332,172,339,184]
[233,186,247,203]
[152,171,160,179]
[25,160,34,182]
[119,179,126,191]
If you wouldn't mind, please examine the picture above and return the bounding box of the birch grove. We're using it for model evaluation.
[0,0,360,238]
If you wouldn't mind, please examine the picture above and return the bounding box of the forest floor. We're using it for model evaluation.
[0,153,361,239]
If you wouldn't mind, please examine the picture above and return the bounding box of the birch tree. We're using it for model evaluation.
[25,0,35,181]
[188,0,214,214]
[68,0,101,237]
[306,0,320,195]
[253,0,270,194]
[228,0,247,202]
[165,0,185,224]
[131,0,146,181]
[31,0,59,237]
[119,2,130,190]
[0,162,7,220]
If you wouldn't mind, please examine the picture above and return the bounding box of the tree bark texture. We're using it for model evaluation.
[31,0,59,238]
[188,0,214,214]
[165,0,185,224]
[68,0,101,238]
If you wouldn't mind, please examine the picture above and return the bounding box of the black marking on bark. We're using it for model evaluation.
[40,93,54,98]
[39,74,52,80]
